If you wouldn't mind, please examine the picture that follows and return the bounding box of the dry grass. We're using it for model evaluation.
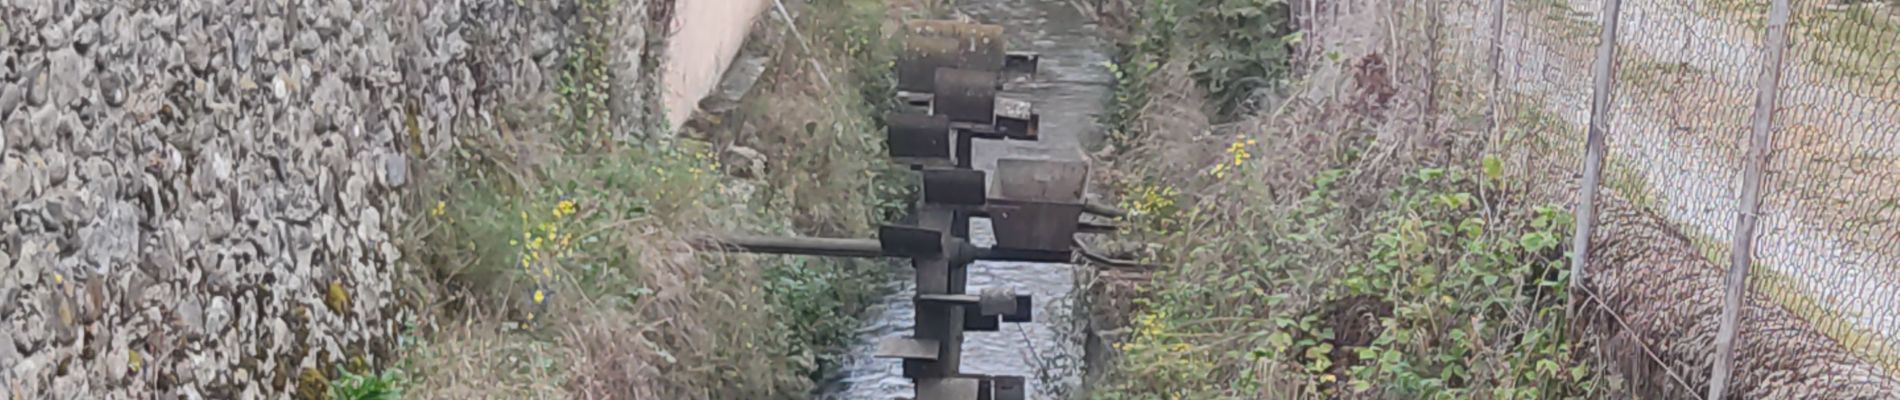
[394,0,903,398]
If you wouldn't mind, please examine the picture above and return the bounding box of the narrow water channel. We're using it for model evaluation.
[817,0,1115,398]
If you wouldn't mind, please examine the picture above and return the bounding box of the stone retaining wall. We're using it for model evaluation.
[0,0,658,397]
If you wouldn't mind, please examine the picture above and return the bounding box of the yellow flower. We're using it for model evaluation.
[534,290,545,304]
[432,201,447,217]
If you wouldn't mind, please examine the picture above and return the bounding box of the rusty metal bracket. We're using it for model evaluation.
[905,20,1006,59]
[916,293,1032,321]
[888,113,954,166]
[934,68,1000,124]
[924,168,988,207]
[987,200,1086,252]
[962,375,1027,400]
[994,159,1088,202]
[984,158,1092,251]
[918,377,983,400]
[876,337,942,361]
[1003,52,1039,78]
[897,20,1008,92]
[898,36,965,92]
[880,224,946,257]
[992,97,1039,140]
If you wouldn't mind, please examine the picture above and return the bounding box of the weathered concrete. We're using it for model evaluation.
[660,0,773,130]
[0,0,658,397]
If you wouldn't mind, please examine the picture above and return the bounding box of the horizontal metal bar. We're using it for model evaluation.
[975,247,1072,263]
[1083,201,1127,218]
[689,235,886,258]
[1077,221,1119,234]
[964,209,1119,233]
[916,293,983,305]
[1073,238,1162,270]
[875,337,941,361]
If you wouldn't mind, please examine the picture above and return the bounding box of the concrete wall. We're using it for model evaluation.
[0,0,658,397]
[661,0,773,129]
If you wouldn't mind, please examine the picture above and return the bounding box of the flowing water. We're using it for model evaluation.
[818,0,1115,398]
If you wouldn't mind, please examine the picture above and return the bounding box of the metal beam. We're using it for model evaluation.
[1568,0,1624,289]
[1710,0,1793,398]
[688,235,885,258]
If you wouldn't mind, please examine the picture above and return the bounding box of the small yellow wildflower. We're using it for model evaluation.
[534,290,545,304]
[432,201,447,217]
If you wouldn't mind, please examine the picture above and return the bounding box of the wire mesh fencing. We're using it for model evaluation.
[1421,0,1900,397]
[1757,0,1900,374]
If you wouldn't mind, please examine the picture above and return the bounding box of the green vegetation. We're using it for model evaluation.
[1111,0,1297,121]
[330,367,406,400]
[390,0,908,397]
[1099,155,1600,398]
[1096,3,1607,396]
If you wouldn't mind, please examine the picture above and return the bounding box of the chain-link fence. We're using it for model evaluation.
[1417,0,1900,397]
[1761,0,1900,374]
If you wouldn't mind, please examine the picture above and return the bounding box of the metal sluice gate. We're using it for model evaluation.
[691,20,1129,400]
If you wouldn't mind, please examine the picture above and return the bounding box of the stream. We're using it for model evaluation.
[817,0,1115,398]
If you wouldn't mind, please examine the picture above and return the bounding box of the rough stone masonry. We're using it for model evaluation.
[0,0,658,398]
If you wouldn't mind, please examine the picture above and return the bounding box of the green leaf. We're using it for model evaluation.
[1482,154,1503,181]
[1537,359,1560,374]
[1282,31,1306,45]
[1268,331,1294,351]
[1351,380,1374,393]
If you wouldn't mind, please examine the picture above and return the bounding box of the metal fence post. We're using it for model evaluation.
[1708,0,1794,398]
[1569,0,1625,288]
[1485,0,1507,137]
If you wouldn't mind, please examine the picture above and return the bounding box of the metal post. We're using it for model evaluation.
[1568,0,1624,288]
[1709,0,1793,398]
[1485,0,1507,137]
[911,205,967,396]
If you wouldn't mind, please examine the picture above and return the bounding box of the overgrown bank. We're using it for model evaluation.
[1090,0,1606,398]
[394,0,908,398]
